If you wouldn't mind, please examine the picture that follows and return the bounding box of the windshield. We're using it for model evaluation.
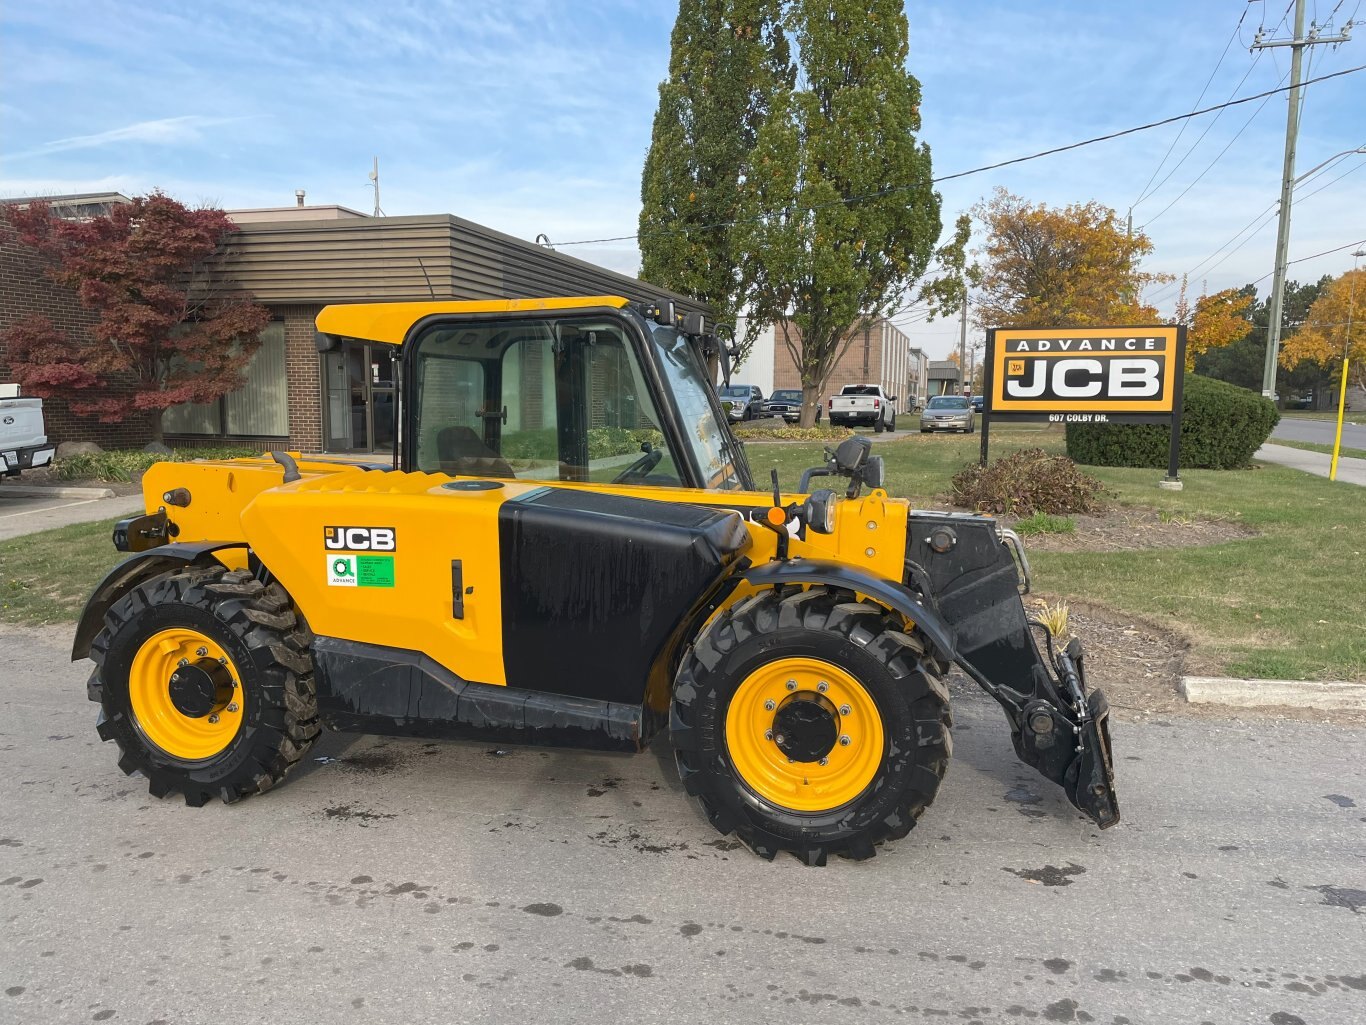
[718,386,751,398]
[647,324,748,490]
[842,385,881,395]
[770,390,802,402]
[928,396,969,409]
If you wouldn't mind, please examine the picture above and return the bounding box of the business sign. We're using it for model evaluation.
[986,325,1184,424]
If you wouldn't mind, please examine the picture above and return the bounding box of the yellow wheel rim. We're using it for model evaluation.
[724,657,885,813]
[128,627,243,761]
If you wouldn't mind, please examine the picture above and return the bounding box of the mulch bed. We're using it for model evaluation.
[1009,507,1257,553]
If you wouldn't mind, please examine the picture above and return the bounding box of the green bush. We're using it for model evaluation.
[1065,373,1279,470]
[951,448,1108,516]
[54,447,262,482]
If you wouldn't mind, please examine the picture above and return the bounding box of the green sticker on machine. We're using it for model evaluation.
[356,554,395,587]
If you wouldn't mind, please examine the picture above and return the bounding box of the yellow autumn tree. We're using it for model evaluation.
[1280,268,1366,390]
[972,188,1170,329]
[1174,277,1255,370]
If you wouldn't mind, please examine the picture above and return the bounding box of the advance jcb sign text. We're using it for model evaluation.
[987,325,1185,424]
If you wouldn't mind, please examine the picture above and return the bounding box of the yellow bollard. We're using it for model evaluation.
[1330,358,1349,482]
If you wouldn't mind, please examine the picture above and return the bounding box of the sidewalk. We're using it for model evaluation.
[1255,442,1366,486]
[0,490,144,541]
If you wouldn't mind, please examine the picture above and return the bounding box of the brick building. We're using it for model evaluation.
[0,196,704,454]
[765,317,924,413]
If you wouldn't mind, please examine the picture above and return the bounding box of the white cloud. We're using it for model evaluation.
[8,116,250,161]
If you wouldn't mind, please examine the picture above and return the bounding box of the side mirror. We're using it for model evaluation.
[833,436,872,473]
[680,311,706,336]
[861,455,885,491]
[888,394,898,403]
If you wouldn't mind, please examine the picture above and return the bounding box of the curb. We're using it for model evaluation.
[0,484,117,499]
[1181,675,1366,711]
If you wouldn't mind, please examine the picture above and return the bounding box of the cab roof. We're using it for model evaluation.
[315,296,631,346]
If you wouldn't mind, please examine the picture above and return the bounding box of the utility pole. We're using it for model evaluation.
[1255,0,1354,400]
[958,298,968,394]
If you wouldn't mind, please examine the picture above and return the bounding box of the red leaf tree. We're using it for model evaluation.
[1,192,271,443]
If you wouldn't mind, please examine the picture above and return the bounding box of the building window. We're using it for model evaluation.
[163,322,289,437]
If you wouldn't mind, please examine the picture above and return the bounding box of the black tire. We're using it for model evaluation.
[920,428,931,434]
[888,412,896,431]
[967,423,976,434]
[873,419,884,434]
[671,588,952,865]
[89,565,320,806]
[816,409,823,425]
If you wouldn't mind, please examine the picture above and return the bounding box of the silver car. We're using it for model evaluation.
[919,395,975,433]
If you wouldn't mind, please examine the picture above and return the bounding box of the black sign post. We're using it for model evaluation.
[979,326,1187,485]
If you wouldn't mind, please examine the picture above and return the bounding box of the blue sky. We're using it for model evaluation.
[2,0,1363,359]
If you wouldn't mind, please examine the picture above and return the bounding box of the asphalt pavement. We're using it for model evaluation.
[3,623,1363,1025]
[1271,416,1366,448]
[0,491,143,542]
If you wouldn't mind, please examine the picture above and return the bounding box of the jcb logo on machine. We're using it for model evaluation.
[323,526,396,551]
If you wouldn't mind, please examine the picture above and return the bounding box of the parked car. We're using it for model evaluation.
[0,386,55,479]
[717,384,765,422]
[828,384,897,432]
[970,394,984,413]
[761,389,820,424]
[920,394,975,433]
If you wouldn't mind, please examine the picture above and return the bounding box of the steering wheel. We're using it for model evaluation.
[612,447,664,484]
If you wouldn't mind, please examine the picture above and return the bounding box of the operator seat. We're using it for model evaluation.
[436,426,515,479]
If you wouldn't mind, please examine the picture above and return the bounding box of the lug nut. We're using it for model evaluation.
[786,679,797,691]
[817,681,828,693]
[839,735,851,747]
[227,703,239,713]
[196,646,208,657]
[775,734,786,746]
[818,757,829,766]
[764,699,776,711]
[178,658,189,667]
[218,657,228,665]
[839,704,852,716]
[764,730,774,741]
[208,714,219,724]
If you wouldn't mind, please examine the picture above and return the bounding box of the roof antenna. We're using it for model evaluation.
[368,157,384,217]
[416,256,436,299]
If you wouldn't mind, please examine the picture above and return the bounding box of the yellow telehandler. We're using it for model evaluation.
[73,297,1118,864]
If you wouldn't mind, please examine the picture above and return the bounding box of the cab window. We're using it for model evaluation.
[410,317,681,487]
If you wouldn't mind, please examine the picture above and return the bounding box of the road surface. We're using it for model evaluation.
[2,623,1362,1025]
[1271,416,1366,448]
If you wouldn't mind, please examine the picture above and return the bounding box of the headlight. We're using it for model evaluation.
[803,488,837,534]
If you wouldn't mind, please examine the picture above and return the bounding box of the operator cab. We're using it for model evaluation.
[316,298,753,492]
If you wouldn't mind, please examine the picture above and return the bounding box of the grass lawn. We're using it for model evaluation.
[0,519,129,626]
[4,427,1361,682]
[754,427,1365,682]
[1268,437,1366,461]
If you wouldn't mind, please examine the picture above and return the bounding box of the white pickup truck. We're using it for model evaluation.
[827,384,898,433]
[0,385,56,479]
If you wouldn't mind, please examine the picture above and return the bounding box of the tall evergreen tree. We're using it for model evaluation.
[638,0,789,355]
[735,0,940,425]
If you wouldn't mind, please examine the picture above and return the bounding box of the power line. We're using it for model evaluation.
[1139,68,1288,229]
[555,62,1366,248]
[1248,236,1366,285]
[1146,153,1360,306]
[1131,10,1249,208]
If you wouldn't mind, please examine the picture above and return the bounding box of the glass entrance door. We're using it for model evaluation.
[323,341,396,454]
